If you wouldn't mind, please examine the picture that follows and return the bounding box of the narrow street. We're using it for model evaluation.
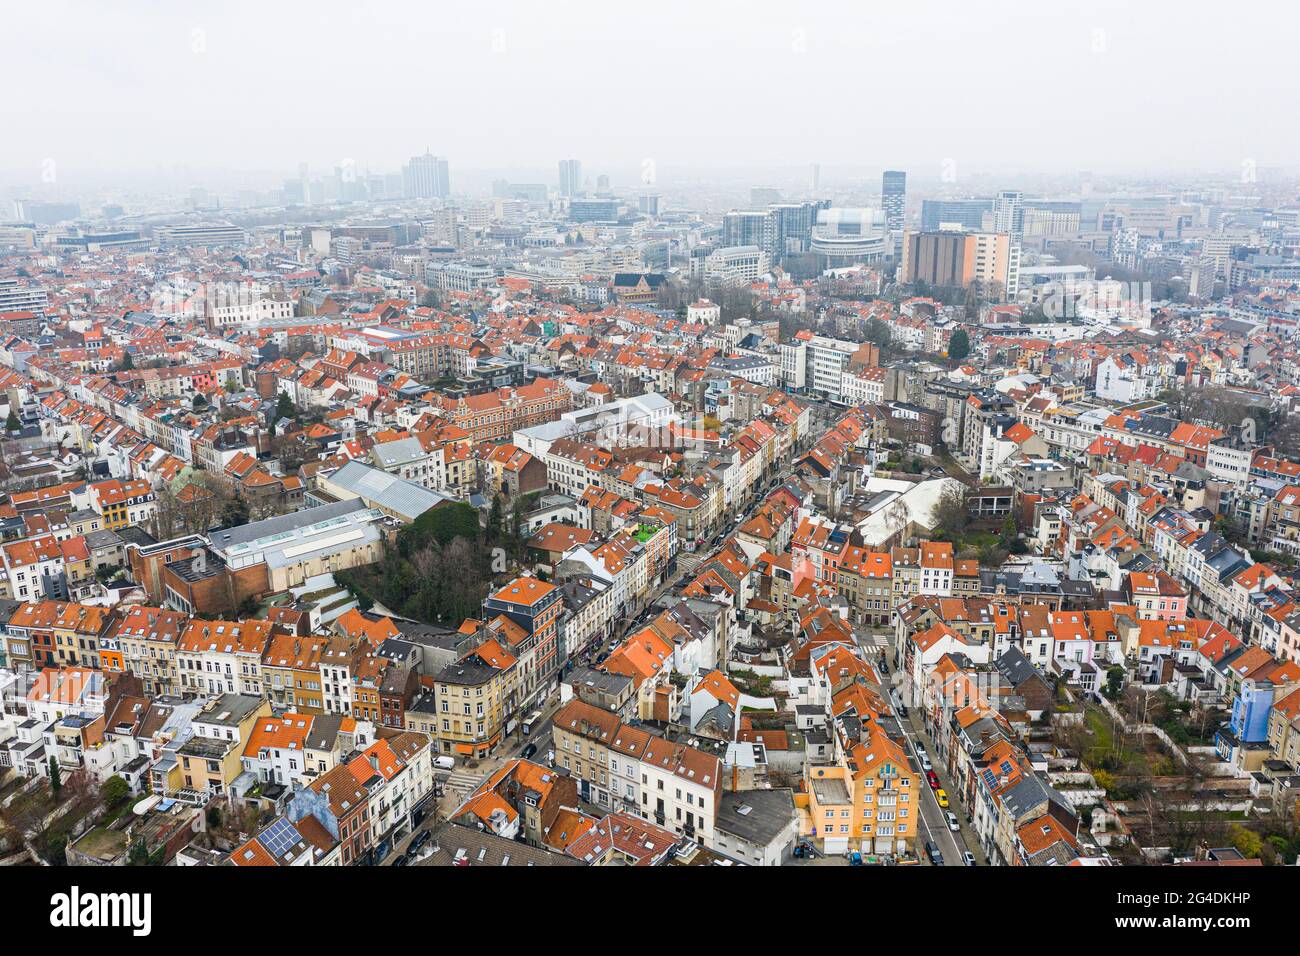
[855,631,983,867]
[897,709,981,865]
[384,693,566,865]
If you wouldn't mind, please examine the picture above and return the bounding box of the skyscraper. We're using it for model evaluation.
[559,159,582,198]
[722,209,773,250]
[993,190,1024,298]
[403,152,450,199]
[993,190,1024,236]
[723,200,829,258]
[882,170,906,255]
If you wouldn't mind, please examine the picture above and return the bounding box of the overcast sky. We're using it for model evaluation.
[4,0,1296,188]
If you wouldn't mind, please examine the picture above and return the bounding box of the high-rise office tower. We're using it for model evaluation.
[882,170,906,255]
[771,200,830,255]
[559,159,583,197]
[810,163,821,195]
[993,190,1024,236]
[921,199,992,231]
[403,152,450,199]
[900,231,1012,295]
[723,200,829,258]
[993,190,1024,298]
[723,209,773,249]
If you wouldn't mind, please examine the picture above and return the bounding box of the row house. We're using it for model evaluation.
[551,697,722,848]
[177,617,275,698]
[240,712,360,789]
[106,605,188,695]
[344,732,436,854]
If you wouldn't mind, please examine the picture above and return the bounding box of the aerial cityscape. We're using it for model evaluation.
[0,4,1293,916]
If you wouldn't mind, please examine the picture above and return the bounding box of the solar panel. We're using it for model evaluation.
[258,816,302,859]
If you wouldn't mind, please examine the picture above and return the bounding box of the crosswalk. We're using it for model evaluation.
[439,769,487,801]
[677,552,706,574]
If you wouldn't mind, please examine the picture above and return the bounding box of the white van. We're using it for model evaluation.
[433,756,455,770]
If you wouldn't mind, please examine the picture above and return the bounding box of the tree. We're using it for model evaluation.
[865,316,892,350]
[118,351,134,371]
[508,495,529,561]
[101,775,130,806]
[128,837,150,866]
[274,391,297,426]
[4,409,19,432]
[41,832,67,866]
[998,514,1017,545]
[932,483,970,539]
[49,757,62,792]
[221,494,250,527]
[486,493,505,545]
[1229,823,1263,859]
[947,328,970,363]
[1105,665,1125,700]
[404,502,481,554]
[192,393,208,411]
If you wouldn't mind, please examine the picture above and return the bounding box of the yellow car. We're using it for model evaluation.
[936,789,949,808]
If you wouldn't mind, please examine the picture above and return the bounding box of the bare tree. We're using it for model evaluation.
[931,484,969,539]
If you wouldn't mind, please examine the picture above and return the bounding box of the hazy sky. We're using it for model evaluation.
[5,0,1297,187]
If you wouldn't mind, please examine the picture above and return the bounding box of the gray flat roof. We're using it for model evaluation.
[210,498,381,570]
[325,460,452,520]
[716,788,796,846]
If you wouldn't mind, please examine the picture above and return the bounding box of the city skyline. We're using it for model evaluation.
[0,0,1294,920]
[4,0,1297,184]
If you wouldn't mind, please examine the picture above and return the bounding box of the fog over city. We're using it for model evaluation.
[1,0,1300,914]
[4,0,1297,190]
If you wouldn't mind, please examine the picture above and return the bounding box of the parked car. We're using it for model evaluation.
[521,743,538,759]
[946,811,960,831]
[962,851,978,866]
[411,830,431,852]
[433,756,455,771]
[936,788,950,808]
[925,841,944,866]
[926,770,940,789]
[919,754,932,772]
[391,854,409,867]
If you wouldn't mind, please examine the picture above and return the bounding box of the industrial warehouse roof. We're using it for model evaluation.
[209,498,382,570]
[323,460,453,522]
